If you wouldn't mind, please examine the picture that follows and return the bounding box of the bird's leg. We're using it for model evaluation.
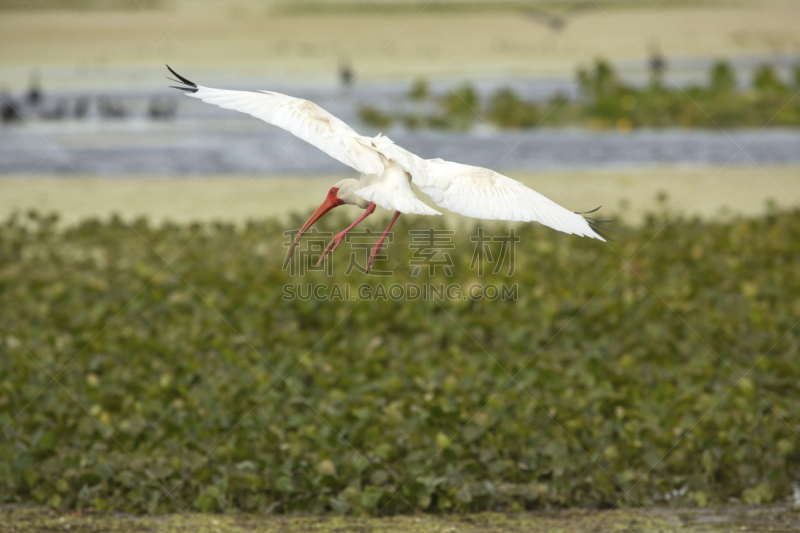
[366,210,401,273]
[317,202,376,266]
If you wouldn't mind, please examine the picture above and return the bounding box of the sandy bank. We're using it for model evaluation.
[1,165,797,227]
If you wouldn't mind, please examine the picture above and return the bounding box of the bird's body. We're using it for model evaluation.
[167,66,610,271]
[357,157,440,216]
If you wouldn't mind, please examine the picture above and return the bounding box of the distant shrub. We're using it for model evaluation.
[710,61,736,92]
[409,78,429,101]
[358,104,392,129]
[440,84,480,130]
[488,89,540,129]
[752,65,786,92]
[578,60,619,100]
[402,114,427,130]
[362,59,800,132]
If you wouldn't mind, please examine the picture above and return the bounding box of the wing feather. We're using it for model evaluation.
[183,85,385,175]
[408,159,606,241]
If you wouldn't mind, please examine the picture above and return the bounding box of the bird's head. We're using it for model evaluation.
[301,179,367,228]
[284,179,367,267]
[330,179,369,209]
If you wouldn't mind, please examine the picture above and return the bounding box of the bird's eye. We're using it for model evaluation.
[330,189,336,195]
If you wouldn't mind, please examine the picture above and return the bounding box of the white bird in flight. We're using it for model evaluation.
[167,66,611,272]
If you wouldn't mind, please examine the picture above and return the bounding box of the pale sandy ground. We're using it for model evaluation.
[1,166,797,228]
[1,0,798,84]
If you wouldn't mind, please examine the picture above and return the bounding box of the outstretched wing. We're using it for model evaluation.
[167,66,384,176]
[411,159,610,241]
[168,66,609,237]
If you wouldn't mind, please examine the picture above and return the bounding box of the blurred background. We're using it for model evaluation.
[2,0,800,524]
[1,0,799,223]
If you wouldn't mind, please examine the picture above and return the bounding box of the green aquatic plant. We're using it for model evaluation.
[358,104,392,129]
[409,78,429,101]
[488,88,540,129]
[710,61,736,93]
[360,60,800,131]
[752,64,787,93]
[1,208,799,514]
[440,84,480,130]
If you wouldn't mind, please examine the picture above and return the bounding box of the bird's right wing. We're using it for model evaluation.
[168,66,385,176]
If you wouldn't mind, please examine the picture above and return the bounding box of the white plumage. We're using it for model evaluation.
[187,86,385,176]
[356,159,442,216]
[414,160,600,239]
[169,67,607,242]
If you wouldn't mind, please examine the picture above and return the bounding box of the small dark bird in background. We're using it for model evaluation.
[99,97,126,118]
[26,70,42,106]
[521,1,591,32]
[1,90,22,123]
[148,96,177,119]
[648,41,667,76]
[339,55,354,89]
[74,96,91,119]
[40,98,69,120]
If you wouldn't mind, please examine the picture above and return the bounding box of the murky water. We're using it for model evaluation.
[2,83,799,176]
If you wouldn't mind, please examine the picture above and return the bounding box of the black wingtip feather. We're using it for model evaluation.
[588,223,613,233]
[575,205,615,242]
[170,86,198,93]
[166,65,197,89]
[590,226,614,241]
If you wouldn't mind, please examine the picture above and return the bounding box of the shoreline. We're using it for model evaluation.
[2,165,797,228]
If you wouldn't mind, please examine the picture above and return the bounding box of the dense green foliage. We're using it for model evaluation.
[360,61,800,131]
[573,61,800,130]
[1,208,799,515]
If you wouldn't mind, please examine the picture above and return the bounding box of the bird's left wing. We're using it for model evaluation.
[168,66,385,176]
[405,156,610,241]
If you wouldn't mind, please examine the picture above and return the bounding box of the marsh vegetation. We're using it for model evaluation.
[360,61,800,131]
[1,207,798,514]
